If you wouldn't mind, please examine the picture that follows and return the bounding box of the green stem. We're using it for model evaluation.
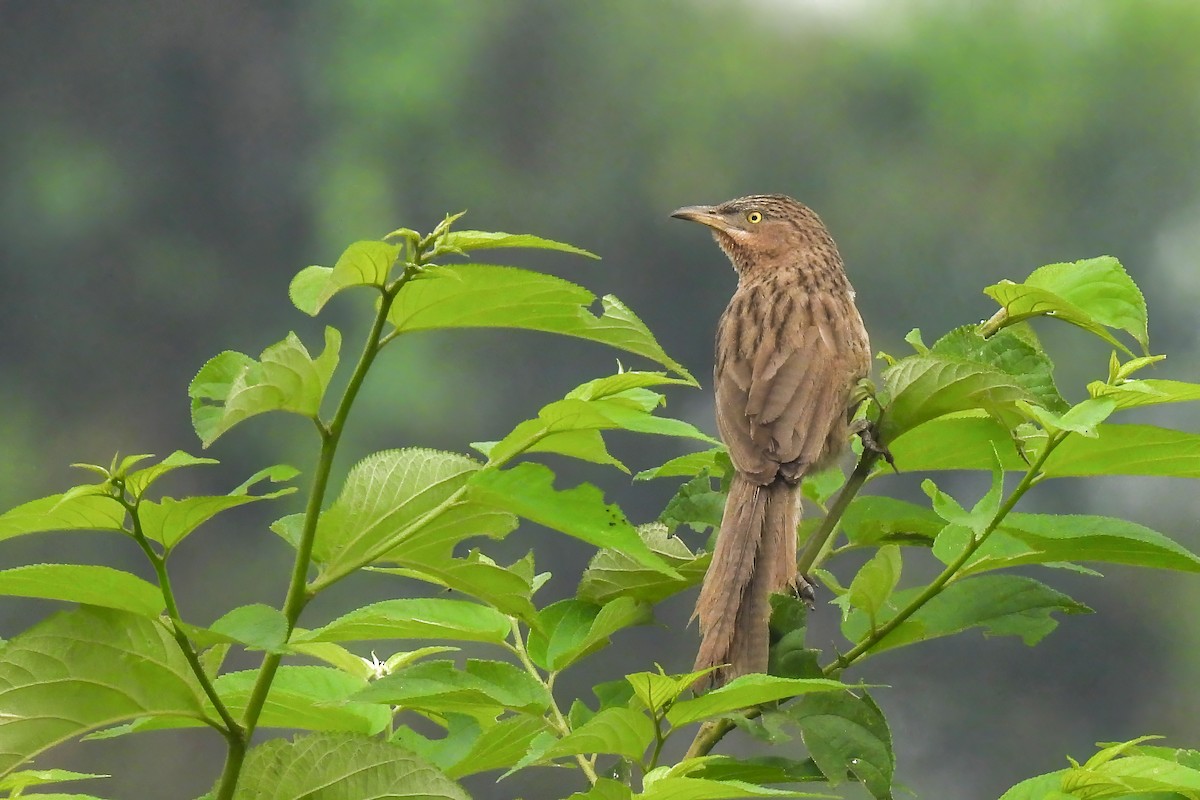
[126,501,243,741]
[796,448,879,575]
[508,620,599,785]
[823,430,1067,676]
[214,282,401,800]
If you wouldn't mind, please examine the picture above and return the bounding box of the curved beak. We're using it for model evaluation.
[670,205,730,232]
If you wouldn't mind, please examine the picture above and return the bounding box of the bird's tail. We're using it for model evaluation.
[692,472,799,689]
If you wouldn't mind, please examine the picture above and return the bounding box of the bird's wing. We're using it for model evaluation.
[715,282,860,483]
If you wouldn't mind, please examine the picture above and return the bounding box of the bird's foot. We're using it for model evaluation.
[790,573,817,608]
[850,418,896,472]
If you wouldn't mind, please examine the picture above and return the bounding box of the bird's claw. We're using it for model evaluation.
[850,418,897,472]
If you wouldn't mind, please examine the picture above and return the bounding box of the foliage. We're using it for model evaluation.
[0,215,1197,800]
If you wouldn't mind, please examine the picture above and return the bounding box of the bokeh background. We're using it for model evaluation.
[2,1,1199,798]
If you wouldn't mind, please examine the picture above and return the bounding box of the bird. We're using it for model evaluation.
[671,194,871,689]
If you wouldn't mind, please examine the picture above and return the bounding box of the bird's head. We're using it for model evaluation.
[671,193,837,277]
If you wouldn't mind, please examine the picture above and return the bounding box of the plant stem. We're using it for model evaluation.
[126,501,243,741]
[796,448,879,575]
[213,282,400,800]
[508,620,599,785]
[823,430,1066,676]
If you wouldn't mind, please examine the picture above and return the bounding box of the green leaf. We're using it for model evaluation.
[638,772,826,798]
[568,778,635,800]
[985,256,1148,354]
[690,756,825,785]
[930,326,1067,413]
[290,240,401,316]
[1044,423,1200,478]
[880,355,1038,440]
[206,604,289,652]
[0,606,211,774]
[635,449,729,482]
[791,691,894,800]
[839,496,943,548]
[139,466,297,550]
[526,597,652,671]
[189,328,342,447]
[123,451,220,497]
[885,415,1033,473]
[441,715,550,779]
[0,565,163,617]
[625,669,712,716]
[1090,378,1200,409]
[1018,397,1117,438]
[841,574,1091,656]
[578,523,706,605]
[0,492,126,543]
[374,550,538,621]
[542,707,654,762]
[437,229,599,258]
[310,448,514,584]
[483,373,714,467]
[832,547,901,627]
[468,463,680,578]
[666,675,850,727]
[232,732,467,800]
[294,598,510,646]
[957,513,1200,575]
[352,659,550,719]
[996,771,1072,800]
[0,768,109,792]
[214,667,389,734]
[660,473,726,534]
[386,264,693,379]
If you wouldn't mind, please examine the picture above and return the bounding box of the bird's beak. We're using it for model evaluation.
[670,205,731,232]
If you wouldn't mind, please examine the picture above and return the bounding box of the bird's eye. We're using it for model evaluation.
[746,211,763,224]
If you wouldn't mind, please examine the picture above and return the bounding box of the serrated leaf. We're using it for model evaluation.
[294,598,510,646]
[568,777,636,799]
[232,732,467,800]
[205,604,288,652]
[624,670,711,715]
[442,715,550,779]
[956,513,1200,576]
[638,774,826,798]
[839,497,943,548]
[791,691,894,799]
[0,565,163,617]
[0,606,211,774]
[309,449,513,585]
[578,523,706,605]
[386,264,692,379]
[832,547,901,627]
[880,355,1037,440]
[0,492,126,543]
[1090,378,1200,409]
[289,241,400,316]
[931,326,1067,413]
[841,574,1090,656]
[0,768,109,792]
[189,328,341,447]
[437,229,598,258]
[352,659,550,718]
[526,597,651,671]
[690,756,825,785]
[660,472,726,534]
[541,707,654,762]
[467,463,679,578]
[139,471,296,551]
[123,451,219,497]
[636,449,730,482]
[484,378,715,467]
[374,550,538,621]
[985,257,1148,355]
[214,667,389,734]
[1019,397,1117,438]
[666,675,850,727]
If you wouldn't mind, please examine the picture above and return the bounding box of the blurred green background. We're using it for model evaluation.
[2,1,1199,797]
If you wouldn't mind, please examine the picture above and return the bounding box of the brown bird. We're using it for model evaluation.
[671,194,871,688]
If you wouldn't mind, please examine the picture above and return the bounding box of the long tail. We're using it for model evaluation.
[692,473,799,689]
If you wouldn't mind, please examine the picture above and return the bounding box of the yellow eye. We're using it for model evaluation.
[746,211,763,224]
